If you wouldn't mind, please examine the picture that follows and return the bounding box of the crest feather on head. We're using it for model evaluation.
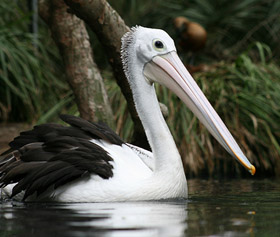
[121,26,141,81]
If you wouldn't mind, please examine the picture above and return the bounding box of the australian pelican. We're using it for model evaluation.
[0,26,255,202]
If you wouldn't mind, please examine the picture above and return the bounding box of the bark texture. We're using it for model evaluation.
[64,0,150,149]
[39,0,114,127]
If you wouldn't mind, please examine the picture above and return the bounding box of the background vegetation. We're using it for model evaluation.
[0,0,72,123]
[1,0,280,177]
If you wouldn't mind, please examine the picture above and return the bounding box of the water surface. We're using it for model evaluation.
[1,179,279,236]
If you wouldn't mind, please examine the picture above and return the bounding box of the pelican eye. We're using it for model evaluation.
[152,39,166,51]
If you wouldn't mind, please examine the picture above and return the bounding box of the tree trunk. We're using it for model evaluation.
[64,0,150,150]
[39,0,114,127]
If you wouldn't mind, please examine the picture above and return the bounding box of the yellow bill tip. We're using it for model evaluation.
[249,165,256,175]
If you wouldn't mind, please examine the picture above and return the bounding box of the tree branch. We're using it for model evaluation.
[39,0,114,127]
[64,0,149,149]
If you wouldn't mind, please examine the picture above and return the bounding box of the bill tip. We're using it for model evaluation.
[249,165,256,175]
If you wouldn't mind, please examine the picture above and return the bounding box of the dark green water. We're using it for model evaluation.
[0,179,279,237]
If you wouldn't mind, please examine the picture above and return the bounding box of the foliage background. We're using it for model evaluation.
[1,0,280,177]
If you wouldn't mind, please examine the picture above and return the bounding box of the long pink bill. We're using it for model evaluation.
[144,51,256,175]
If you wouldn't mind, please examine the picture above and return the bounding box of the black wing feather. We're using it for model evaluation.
[22,164,83,200]
[60,114,124,146]
[0,115,121,200]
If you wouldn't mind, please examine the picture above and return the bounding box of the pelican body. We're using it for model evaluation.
[0,26,255,202]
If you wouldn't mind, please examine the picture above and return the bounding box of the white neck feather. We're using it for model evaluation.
[128,64,184,175]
